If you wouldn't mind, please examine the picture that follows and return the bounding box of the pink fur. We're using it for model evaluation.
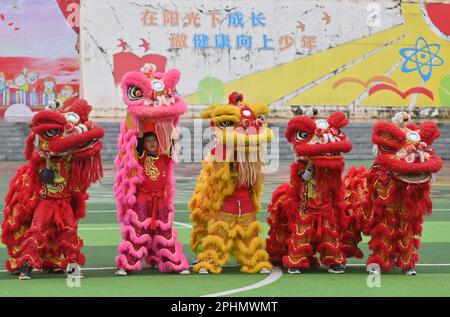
[128,96,187,120]
[123,225,153,245]
[118,241,149,259]
[120,69,187,120]
[115,254,143,271]
[153,233,178,248]
[125,209,176,231]
[162,69,181,91]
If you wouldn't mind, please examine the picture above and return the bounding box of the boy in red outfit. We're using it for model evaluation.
[115,127,189,275]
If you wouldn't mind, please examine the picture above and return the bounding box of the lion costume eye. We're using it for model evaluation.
[127,86,144,101]
[219,120,235,128]
[380,145,394,152]
[295,131,310,141]
[44,129,61,138]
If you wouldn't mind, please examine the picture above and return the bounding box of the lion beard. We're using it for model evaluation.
[236,149,263,188]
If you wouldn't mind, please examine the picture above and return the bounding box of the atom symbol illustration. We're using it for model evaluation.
[400,36,444,81]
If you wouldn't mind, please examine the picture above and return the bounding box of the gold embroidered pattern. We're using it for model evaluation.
[144,156,160,181]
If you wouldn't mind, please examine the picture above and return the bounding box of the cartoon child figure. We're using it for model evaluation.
[12,72,29,91]
[26,71,39,92]
[59,85,74,104]
[43,77,56,95]
[0,72,7,94]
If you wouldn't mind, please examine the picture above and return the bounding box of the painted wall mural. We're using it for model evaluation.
[80,0,449,115]
[0,0,80,116]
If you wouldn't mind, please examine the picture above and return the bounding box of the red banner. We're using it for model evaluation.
[56,0,80,34]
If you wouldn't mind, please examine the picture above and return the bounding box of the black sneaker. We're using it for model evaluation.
[18,264,32,280]
[11,268,22,276]
[328,264,345,274]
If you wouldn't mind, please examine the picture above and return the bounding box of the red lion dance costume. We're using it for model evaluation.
[342,112,442,275]
[1,100,104,279]
[267,112,352,274]
[114,63,189,275]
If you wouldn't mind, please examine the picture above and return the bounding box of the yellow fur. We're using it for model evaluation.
[189,101,272,274]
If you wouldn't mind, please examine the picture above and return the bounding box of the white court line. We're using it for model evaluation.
[202,268,283,297]
[346,263,450,267]
[174,221,193,228]
[0,264,238,274]
[79,227,119,230]
[2,264,450,274]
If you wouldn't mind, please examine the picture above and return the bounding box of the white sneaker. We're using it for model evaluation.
[18,271,31,280]
[259,268,270,274]
[192,258,200,265]
[405,268,417,276]
[115,269,127,276]
[198,267,209,274]
[287,268,301,274]
[179,269,190,275]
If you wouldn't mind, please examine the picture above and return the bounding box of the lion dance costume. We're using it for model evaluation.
[342,112,442,274]
[267,112,352,273]
[114,63,189,273]
[1,100,104,279]
[189,92,273,274]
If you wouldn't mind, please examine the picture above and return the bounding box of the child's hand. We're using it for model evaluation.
[137,119,144,137]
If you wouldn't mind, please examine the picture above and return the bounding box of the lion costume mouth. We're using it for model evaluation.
[392,172,431,184]
[214,127,273,148]
[372,112,442,185]
[48,127,104,156]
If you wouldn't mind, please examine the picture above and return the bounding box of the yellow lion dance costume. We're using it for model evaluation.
[189,92,273,274]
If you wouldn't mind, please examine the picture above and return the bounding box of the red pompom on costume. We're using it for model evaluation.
[1,100,104,277]
[342,112,442,273]
[267,112,352,272]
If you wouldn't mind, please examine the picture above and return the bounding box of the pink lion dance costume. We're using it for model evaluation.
[114,63,189,274]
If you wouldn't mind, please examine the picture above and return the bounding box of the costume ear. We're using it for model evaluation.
[372,122,405,151]
[327,111,348,129]
[285,116,316,143]
[67,99,92,123]
[419,121,440,145]
[162,68,180,91]
[25,131,36,160]
[200,105,215,119]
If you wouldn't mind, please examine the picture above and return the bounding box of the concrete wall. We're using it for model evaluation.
[1,120,449,161]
